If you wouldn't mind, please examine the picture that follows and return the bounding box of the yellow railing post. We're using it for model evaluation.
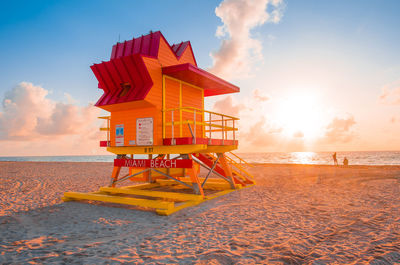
[209,112,212,139]
[162,107,239,144]
[179,82,182,137]
[162,75,166,139]
[171,110,174,145]
[193,109,196,144]
[107,117,110,146]
[221,115,224,145]
[232,119,235,144]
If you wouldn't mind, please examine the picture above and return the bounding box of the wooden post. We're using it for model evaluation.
[110,166,121,187]
[218,153,235,189]
[187,154,204,196]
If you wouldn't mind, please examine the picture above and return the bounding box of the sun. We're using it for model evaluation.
[276,92,323,140]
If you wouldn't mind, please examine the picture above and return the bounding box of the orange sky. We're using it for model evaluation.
[1,0,400,156]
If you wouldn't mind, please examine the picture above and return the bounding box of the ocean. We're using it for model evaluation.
[0,151,399,165]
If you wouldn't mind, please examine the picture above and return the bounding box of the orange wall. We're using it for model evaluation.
[108,37,203,147]
[164,77,204,139]
[164,78,180,138]
[110,107,159,146]
[157,38,196,67]
[142,57,163,144]
[179,48,196,66]
[181,83,203,137]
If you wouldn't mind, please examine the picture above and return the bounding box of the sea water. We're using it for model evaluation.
[0,151,399,165]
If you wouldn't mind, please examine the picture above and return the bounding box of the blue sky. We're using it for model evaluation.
[1,0,400,155]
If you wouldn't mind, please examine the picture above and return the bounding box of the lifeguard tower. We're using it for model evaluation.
[63,31,254,215]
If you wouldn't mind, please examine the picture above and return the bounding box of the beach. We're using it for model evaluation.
[0,162,399,264]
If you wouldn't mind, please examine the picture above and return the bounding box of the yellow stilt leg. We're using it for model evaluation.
[110,166,121,187]
[218,153,236,189]
[187,154,204,196]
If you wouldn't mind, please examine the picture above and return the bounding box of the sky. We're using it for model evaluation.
[0,0,400,156]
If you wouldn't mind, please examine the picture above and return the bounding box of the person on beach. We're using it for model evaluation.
[343,157,349,166]
[332,152,338,165]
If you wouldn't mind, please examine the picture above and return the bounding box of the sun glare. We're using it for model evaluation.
[276,92,323,140]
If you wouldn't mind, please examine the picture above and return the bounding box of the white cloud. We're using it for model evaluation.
[379,80,400,105]
[0,82,100,141]
[212,95,246,117]
[253,88,270,102]
[209,0,285,80]
[321,115,357,144]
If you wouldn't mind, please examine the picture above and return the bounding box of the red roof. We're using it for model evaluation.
[171,41,190,59]
[162,63,239,96]
[91,31,238,107]
[110,31,161,60]
[110,31,196,64]
[91,54,153,106]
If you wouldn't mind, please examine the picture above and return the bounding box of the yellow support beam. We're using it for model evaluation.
[99,127,110,131]
[228,152,254,167]
[156,200,202,216]
[204,145,238,153]
[62,192,174,210]
[165,121,207,126]
[156,179,241,190]
[122,183,160,190]
[99,187,203,202]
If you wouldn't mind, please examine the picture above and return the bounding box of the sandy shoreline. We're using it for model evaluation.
[1,161,399,264]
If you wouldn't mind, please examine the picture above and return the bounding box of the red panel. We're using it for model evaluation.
[110,45,118,60]
[163,137,208,145]
[171,42,181,54]
[92,54,153,106]
[100,141,109,147]
[106,61,125,105]
[163,138,237,146]
[96,63,117,97]
[124,40,134,57]
[162,63,239,96]
[91,65,109,92]
[149,32,160,57]
[133,37,141,54]
[91,65,109,106]
[172,41,189,58]
[114,159,193,168]
[94,31,208,107]
[194,153,227,177]
[110,31,162,60]
[108,31,192,62]
[140,34,151,54]
[116,43,125,58]
[121,55,144,101]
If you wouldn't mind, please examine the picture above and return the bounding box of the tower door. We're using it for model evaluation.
[163,76,204,139]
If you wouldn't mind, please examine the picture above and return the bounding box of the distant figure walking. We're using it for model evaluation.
[343,157,349,166]
[332,152,338,166]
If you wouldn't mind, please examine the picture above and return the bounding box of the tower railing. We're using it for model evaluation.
[163,107,239,144]
[99,116,111,146]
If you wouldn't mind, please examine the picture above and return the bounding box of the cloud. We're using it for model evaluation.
[321,115,356,144]
[293,131,304,138]
[253,88,270,102]
[0,82,100,141]
[212,95,246,117]
[379,80,400,105]
[242,117,282,147]
[209,0,285,80]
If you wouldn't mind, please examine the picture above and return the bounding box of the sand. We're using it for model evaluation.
[0,161,399,264]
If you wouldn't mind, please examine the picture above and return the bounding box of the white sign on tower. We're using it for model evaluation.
[115,124,124,146]
[136,117,153,146]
